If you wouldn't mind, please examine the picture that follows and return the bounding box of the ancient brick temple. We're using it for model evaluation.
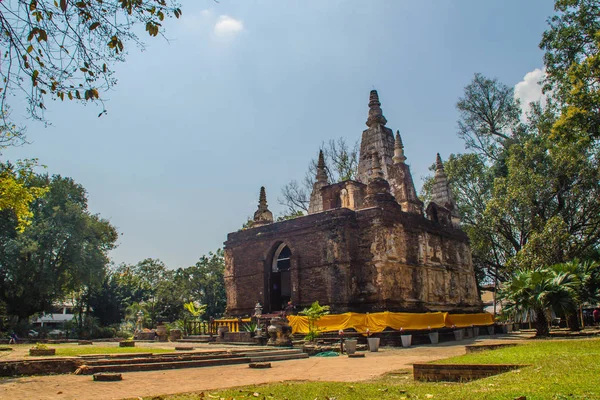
[224,90,481,316]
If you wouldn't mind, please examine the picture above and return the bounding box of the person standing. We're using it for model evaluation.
[8,332,18,344]
[593,308,600,326]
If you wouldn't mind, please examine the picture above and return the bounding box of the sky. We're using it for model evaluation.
[3,0,555,269]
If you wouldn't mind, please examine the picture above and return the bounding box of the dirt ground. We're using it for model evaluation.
[0,335,529,400]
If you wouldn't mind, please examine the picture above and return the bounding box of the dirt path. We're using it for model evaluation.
[0,336,527,400]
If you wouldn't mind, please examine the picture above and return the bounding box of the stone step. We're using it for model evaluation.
[79,357,251,374]
[249,353,309,362]
[83,353,241,366]
[79,352,154,359]
[240,349,304,357]
[177,338,212,343]
[77,349,308,374]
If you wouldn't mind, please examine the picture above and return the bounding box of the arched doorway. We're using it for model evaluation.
[269,243,292,312]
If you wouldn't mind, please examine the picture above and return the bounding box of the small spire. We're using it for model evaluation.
[253,186,273,225]
[315,150,328,183]
[258,186,268,209]
[393,130,407,164]
[435,153,444,173]
[366,90,388,127]
[318,149,325,169]
[370,152,384,180]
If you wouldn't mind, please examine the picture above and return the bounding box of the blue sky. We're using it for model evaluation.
[4,0,555,268]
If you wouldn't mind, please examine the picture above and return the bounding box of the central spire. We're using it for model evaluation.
[366,90,388,127]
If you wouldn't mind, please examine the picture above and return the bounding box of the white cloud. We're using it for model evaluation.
[214,15,244,37]
[514,68,546,118]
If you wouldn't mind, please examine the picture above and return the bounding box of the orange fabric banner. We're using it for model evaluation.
[286,312,493,334]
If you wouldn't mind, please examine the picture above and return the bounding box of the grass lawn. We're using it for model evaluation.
[52,344,173,357]
[1,343,173,358]
[145,338,600,400]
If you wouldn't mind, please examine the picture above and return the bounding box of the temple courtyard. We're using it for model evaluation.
[3,333,598,400]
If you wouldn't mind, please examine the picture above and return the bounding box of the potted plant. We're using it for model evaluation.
[366,329,380,352]
[427,326,439,344]
[29,343,56,356]
[343,330,358,355]
[400,327,412,348]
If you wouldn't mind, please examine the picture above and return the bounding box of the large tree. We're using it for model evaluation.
[0,160,47,231]
[183,249,226,319]
[0,174,118,321]
[540,0,600,140]
[0,0,182,145]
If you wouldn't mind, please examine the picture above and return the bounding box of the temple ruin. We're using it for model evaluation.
[224,90,482,316]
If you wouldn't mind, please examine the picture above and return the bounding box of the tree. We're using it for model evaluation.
[0,160,47,231]
[456,73,523,161]
[540,0,600,140]
[500,268,574,337]
[0,0,182,142]
[549,259,600,330]
[298,301,330,341]
[279,137,359,215]
[184,249,226,319]
[88,271,127,326]
[501,259,599,336]
[423,72,600,286]
[0,174,118,321]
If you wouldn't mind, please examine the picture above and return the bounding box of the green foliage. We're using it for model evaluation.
[182,249,227,320]
[298,301,330,341]
[53,344,172,357]
[0,174,118,321]
[0,0,182,140]
[31,343,49,350]
[183,301,206,320]
[241,321,258,333]
[541,0,600,140]
[0,160,47,231]
[276,210,305,222]
[499,259,599,336]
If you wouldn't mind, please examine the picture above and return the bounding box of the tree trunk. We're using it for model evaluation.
[567,313,580,331]
[534,308,550,337]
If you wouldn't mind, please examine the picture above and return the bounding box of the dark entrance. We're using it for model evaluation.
[269,243,291,312]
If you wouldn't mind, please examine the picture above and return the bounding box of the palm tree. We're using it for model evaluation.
[550,260,600,330]
[500,268,575,337]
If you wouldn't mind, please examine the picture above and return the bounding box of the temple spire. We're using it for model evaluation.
[253,186,273,226]
[366,90,388,127]
[435,153,444,173]
[430,154,460,226]
[315,150,328,183]
[393,130,407,164]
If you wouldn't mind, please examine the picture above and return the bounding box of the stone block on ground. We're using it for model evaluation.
[119,341,135,348]
[249,362,271,369]
[348,353,365,358]
[93,373,123,381]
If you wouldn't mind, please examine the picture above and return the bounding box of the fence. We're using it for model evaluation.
[184,318,251,335]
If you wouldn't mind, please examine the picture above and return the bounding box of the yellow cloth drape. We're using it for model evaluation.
[286,312,493,334]
[444,313,493,328]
